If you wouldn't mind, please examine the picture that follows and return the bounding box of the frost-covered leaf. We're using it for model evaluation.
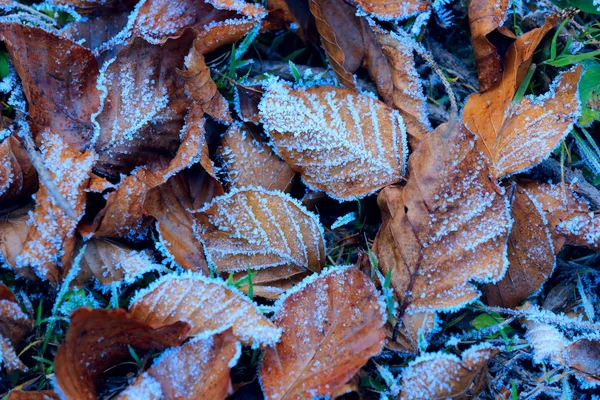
[179,40,231,123]
[0,207,37,280]
[129,273,282,347]
[193,188,325,286]
[463,22,583,180]
[483,182,555,308]
[352,0,428,20]
[0,134,36,202]
[468,0,510,91]
[520,181,600,251]
[258,82,407,200]
[374,28,431,138]
[0,23,100,152]
[6,391,60,400]
[260,266,386,400]
[121,330,241,400]
[399,344,500,399]
[54,308,190,400]
[0,284,32,372]
[217,122,296,191]
[16,133,95,282]
[145,167,223,274]
[92,31,195,177]
[373,122,511,314]
[114,373,163,400]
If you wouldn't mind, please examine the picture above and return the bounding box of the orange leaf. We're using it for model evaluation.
[400,344,500,399]
[258,82,408,200]
[54,308,189,400]
[129,273,282,347]
[353,0,428,20]
[260,266,386,400]
[373,122,511,314]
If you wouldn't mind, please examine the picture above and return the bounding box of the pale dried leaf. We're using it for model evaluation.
[0,207,37,280]
[129,273,282,347]
[260,266,386,400]
[258,81,407,200]
[373,122,511,314]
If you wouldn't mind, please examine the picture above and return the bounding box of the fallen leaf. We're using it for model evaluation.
[120,330,241,400]
[0,23,100,152]
[352,0,428,20]
[483,182,555,308]
[258,81,407,200]
[373,27,431,138]
[54,308,190,400]
[7,391,60,400]
[0,284,32,372]
[16,132,95,282]
[0,207,38,280]
[144,166,224,274]
[0,134,36,202]
[113,373,163,400]
[260,266,386,400]
[400,344,500,399]
[194,188,325,282]
[129,273,282,347]
[373,122,511,314]
[51,0,114,15]
[217,122,296,191]
[468,0,511,91]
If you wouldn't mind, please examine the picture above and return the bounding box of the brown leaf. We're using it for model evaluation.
[194,188,325,282]
[373,122,511,314]
[260,266,386,400]
[144,167,224,274]
[352,0,428,20]
[129,273,282,347]
[563,339,600,386]
[217,123,296,191]
[373,28,431,138]
[54,308,190,400]
[120,330,240,400]
[463,22,584,180]
[0,284,32,372]
[16,133,94,282]
[7,391,60,400]
[0,135,37,202]
[0,24,100,152]
[233,83,264,123]
[0,208,37,280]
[399,344,500,399]
[483,183,555,308]
[258,82,407,200]
[51,0,114,15]
[468,0,511,91]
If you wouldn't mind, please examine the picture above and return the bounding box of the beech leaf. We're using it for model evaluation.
[352,0,428,20]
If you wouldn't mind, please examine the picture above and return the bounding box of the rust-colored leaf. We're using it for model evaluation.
[217,123,296,192]
[258,82,407,200]
[129,273,282,347]
[16,133,95,282]
[352,0,428,20]
[0,284,32,372]
[120,330,240,400]
[54,308,190,400]
[0,24,100,152]
[373,122,511,315]
[483,183,555,308]
[400,344,500,399]
[260,266,386,400]
[0,134,36,202]
[7,391,60,400]
[468,0,511,91]
[193,188,325,284]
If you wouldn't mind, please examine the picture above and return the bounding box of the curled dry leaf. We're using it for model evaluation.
[258,81,407,200]
[217,122,296,192]
[0,284,32,372]
[373,122,511,315]
[193,188,325,288]
[119,330,241,400]
[352,0,428,20]
[144,167,224,274]
[0,24,100,152]
[373,28,431,138]
[400,344,500,399]
[0,134,36,202]
[468,0,510,91]
[54,308,190,400]
[16,133,95,282]
[260,266,386,400]
[483,182,555,308]
[129,273,282,347]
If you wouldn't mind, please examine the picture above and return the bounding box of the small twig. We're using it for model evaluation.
[484,304,600,332]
